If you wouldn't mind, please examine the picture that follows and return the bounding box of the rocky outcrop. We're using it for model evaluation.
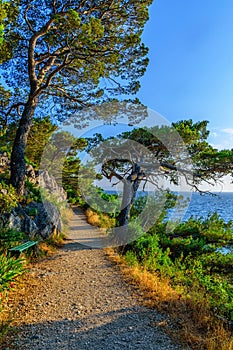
[39,170,67,202]
[8,201,63,239]
[0,153,67,240]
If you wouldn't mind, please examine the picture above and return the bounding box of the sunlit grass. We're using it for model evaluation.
[105,247,233,350]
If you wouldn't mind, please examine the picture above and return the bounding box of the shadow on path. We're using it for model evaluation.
[9,307,180,350]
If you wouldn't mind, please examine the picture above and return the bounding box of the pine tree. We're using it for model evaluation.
[0,0,152,194]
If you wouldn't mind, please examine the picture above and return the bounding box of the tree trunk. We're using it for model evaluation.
[10,100,36,195]
[117,164,141,227]
[117,179,133,227]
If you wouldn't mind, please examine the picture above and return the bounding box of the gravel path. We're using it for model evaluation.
[3,209,184,350]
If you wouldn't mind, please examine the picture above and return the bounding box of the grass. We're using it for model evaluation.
[105,247,233,350]
[86,207,116,228]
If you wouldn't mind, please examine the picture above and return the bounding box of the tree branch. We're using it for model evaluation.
[102,164,124,181]
[52,0,57,14]
[28,17,55,92]
[35,54,73,96]
[48,85,88,106]
[24,5,36,33]
[6,102,26,116]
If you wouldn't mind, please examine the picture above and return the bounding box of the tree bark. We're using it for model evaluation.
[117,164,141,227]
[10,100,36,195]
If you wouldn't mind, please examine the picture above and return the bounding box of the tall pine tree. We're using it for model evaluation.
[0,0,152,194]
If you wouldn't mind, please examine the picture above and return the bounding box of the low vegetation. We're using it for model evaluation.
[104,194,233,350]
[1,117,233,348]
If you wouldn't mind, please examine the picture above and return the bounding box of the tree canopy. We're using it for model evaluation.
[87,120,233,227]
[0,0,152,194]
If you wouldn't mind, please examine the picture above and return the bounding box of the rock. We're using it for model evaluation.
[24,215,38,238]
[26,201,63,239]
[8,211,23,232]
[39,170,67,202]
[0,153,67,240]
[26,164,37,182]
[7,200,63,240]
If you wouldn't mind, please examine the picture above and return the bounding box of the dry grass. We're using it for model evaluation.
[86,208,101,227]
[86,208,115,228]
[0,268,41,347]
[105,247,233,350]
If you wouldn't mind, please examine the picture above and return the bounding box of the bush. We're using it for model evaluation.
[121,193,233,323]
[0,181,18,216]
[86,208,116,228]
[0,255,26,292]
[25,180,42,203]
[0,228,25,254]
[126,233,173,276]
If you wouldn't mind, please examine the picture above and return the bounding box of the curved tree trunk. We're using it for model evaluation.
[117,179,133,227]
[117,164,141,227]
[10,100,36,195]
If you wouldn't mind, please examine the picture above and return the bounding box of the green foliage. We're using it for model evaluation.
[88,187,120,217]
[122,195,233,321]
[90,120,233,228]
[127,233,173,275]
[124,250,138,266]
[24,180,41,203]
[0,227,24,254]
[0,181,18,216]
[25,117,57,168]
[0,0,19,63]
[0,118,15,150]
[98,212,116,229]
[0,254,26,292]
[2,0,151,121]
[181,255,233,319]
[0,117,57,164]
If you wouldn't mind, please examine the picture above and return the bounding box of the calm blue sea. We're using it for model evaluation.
[184,192,233,222]
[106,190,233,223]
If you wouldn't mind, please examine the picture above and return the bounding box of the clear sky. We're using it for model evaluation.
[137,0,233,151]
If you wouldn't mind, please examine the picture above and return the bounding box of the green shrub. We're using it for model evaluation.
[0,182,18,216]
[0,255,26,292]
[25,180,42,203]
[124,250,138,266]
[127,233,173,276]
[122,193,233,322]
[0,228,25,254]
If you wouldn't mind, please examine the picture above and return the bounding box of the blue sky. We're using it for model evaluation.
[137,0,233,150]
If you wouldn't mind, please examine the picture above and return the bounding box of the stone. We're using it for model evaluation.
[0,154,67,240]
[6,200,63,240]
[8,211,22,231]
[39,170,67,202]
[26,164,37,182]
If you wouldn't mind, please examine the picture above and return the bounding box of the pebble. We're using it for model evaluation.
[3,211,187,350]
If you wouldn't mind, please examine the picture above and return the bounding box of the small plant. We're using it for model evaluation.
[0,181,18,216]
[0,318,12,339]
[86,208,116,228]
[0,227,25,254]
[0,255,26,292]
[25,180,42,203]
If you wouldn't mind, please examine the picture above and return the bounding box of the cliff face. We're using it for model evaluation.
[1,153,67,240]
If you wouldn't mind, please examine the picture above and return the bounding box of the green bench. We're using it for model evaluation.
[9,241,38,257]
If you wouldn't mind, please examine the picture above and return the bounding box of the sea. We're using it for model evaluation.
[106,190,233,253]
[183,192,233,223]
[106,190,233,223]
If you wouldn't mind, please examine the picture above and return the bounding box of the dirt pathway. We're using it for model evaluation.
[3,209,184,350]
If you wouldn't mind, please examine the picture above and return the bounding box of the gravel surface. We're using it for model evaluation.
[2,210,185,350]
